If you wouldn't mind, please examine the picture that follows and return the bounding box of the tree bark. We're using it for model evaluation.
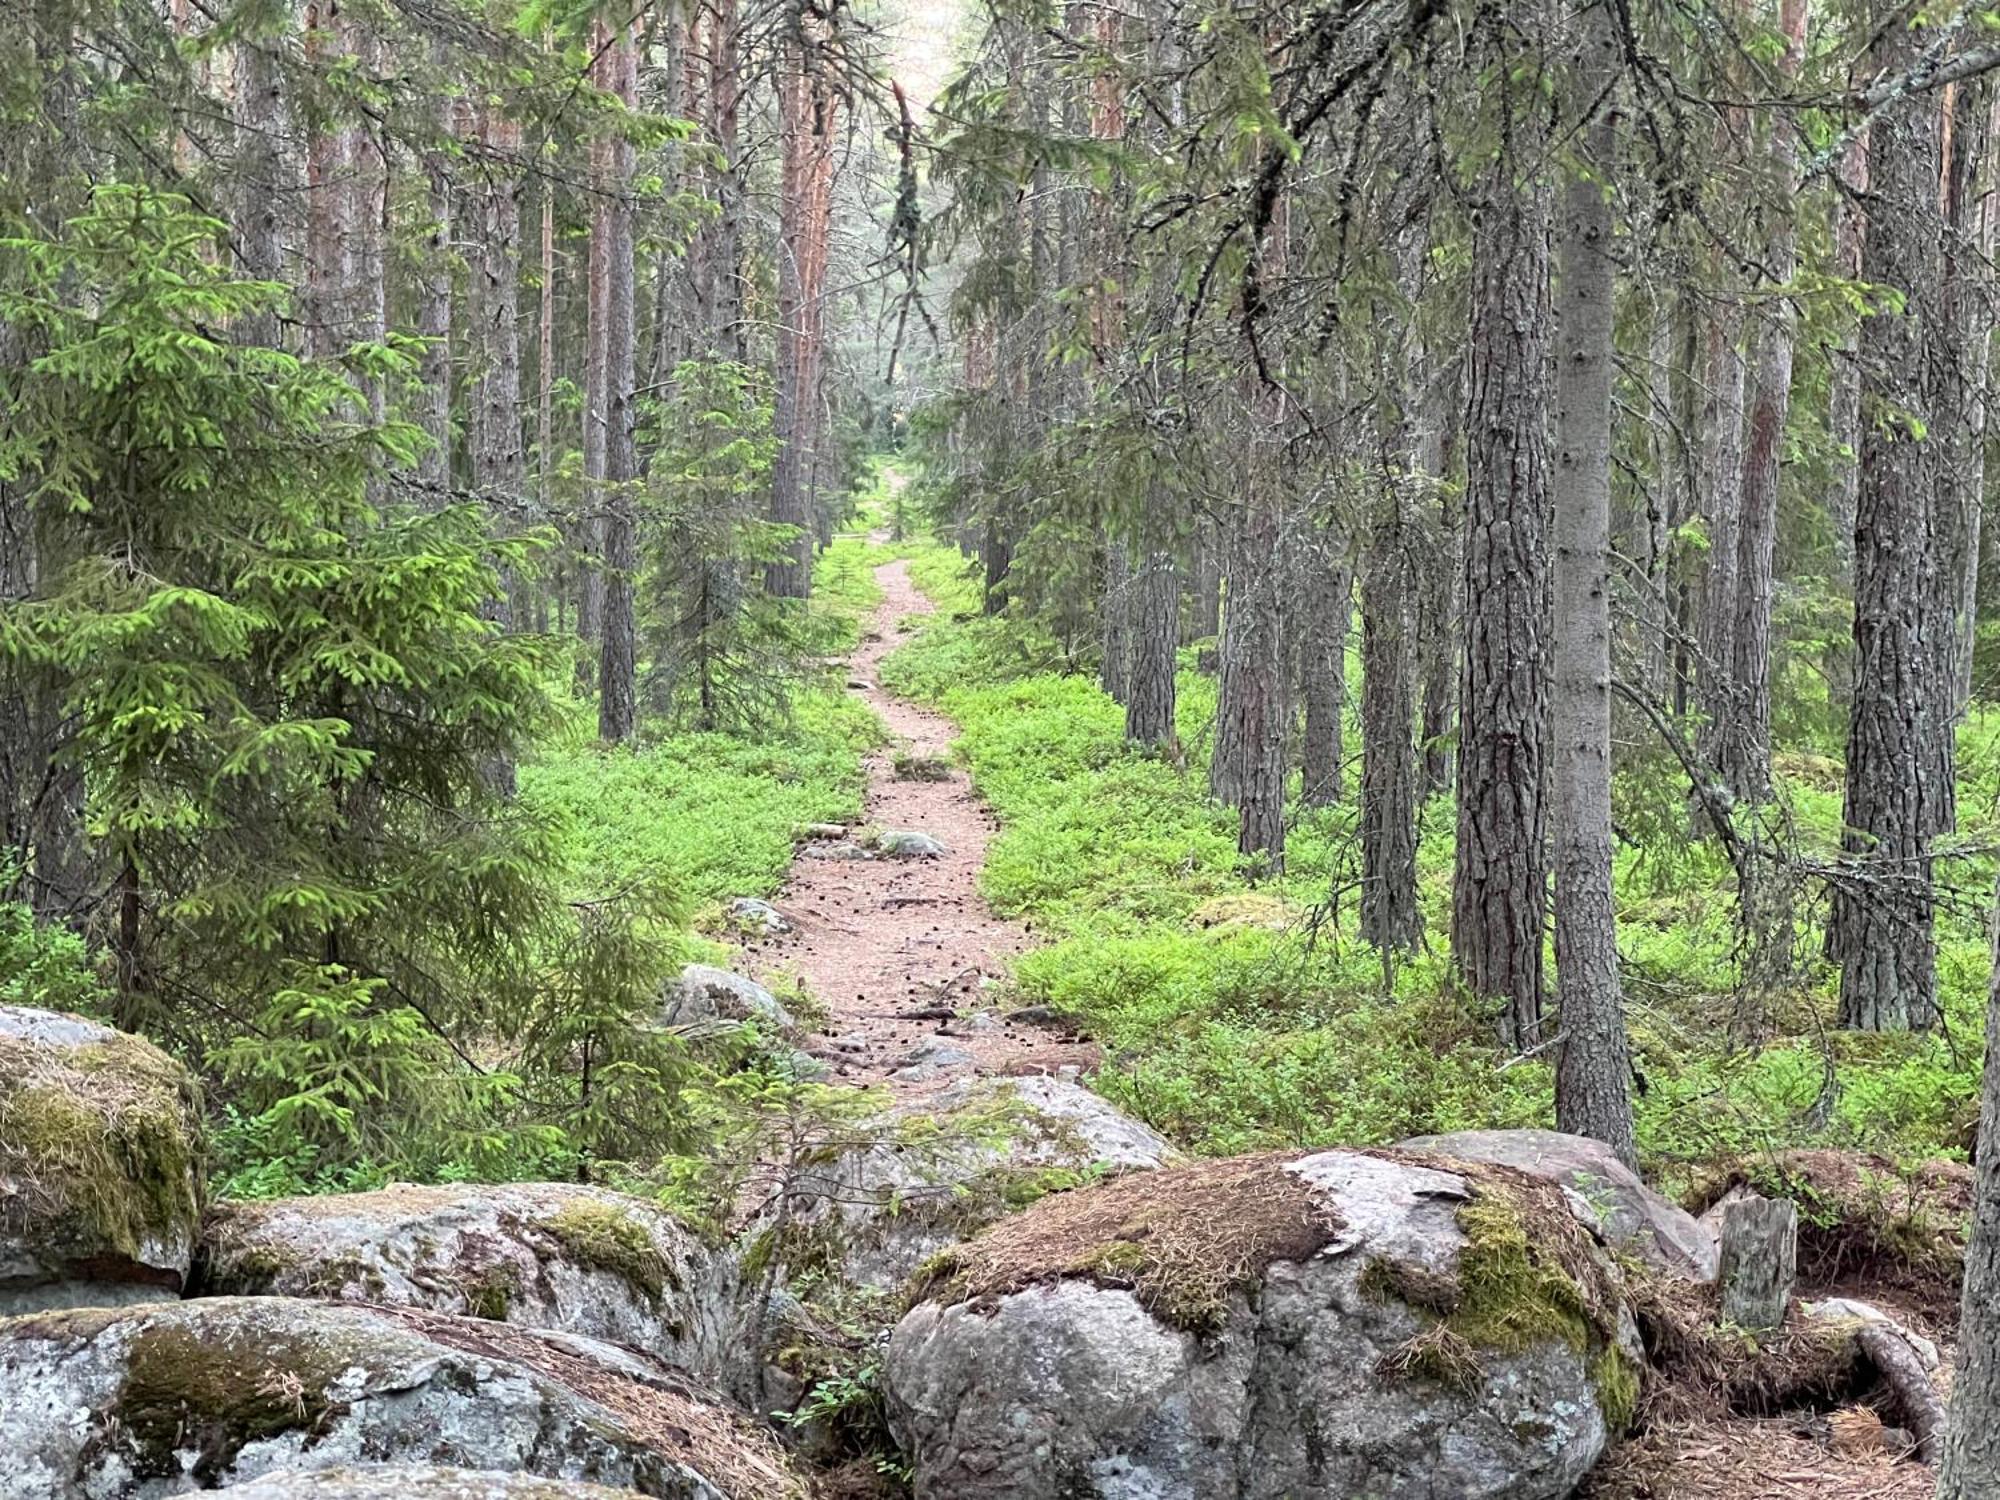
[1938,871,2000,1494]
[1937,78,1992,719]
[597,22,638,743]
[1716,0,1807,806]
[1455,10,1552,1050]
[1692,313,1746,768]
[1125,535,1179,752]
[1101,540,1131,701]
[472,100,524,631]
[1213,502,1288,870]
[1361,478,1419,950]
[1301,535,1353,809]
[767,15,838,600]
[1550,22,1634,1168]
[1830,10,1953,1033]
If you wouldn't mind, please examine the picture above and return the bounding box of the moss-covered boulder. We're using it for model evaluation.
[218,1465,648,1497]
[0,1005,203,1313]
[886,1148,1641,1499]
[0,1296,808,1500]
[199,1183,735,1379]
[747,1074,1179,1292]
[1401,1128,1718,1280]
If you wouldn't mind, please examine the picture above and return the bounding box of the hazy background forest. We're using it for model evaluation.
[9,0,2000,1495]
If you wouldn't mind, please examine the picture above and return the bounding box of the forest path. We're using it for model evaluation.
[742,546,1098,1099]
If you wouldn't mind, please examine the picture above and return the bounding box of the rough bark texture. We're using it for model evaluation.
[767,20,838,600]
[1716,1194,1796,1335]
[234,10,292,351]
[1125,543,1179,752]
[1549,36,1633,1168]
[1360,485,1418,951]
[416,82,455,495]
[1100,541,1131,701]
[472,103,523,629]
[1831,13,1952,1034]
[597,24,639,743]
[1828,135,1868,594]
[1692,314,1746,767]
[1301,539,1354,809]
[1939,885,2000,1494]
[1454,19,1551,1050]
[1213,503,1289,870]
[1717,0,1806,805]
[1936,78,1991,718]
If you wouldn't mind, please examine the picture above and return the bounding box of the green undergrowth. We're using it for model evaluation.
[876,533,1997,1176]
[520,534,887,922]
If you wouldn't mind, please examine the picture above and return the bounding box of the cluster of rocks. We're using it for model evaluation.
[0,998,1948,1500]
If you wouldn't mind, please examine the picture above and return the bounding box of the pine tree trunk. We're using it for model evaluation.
[1455,15,1552,1050]
[1718,0,1807,805]
[1831,12,1952,1033]
[303,2,354,361]
[1361,482,1419,950]
[1101,541,1131,701]
[1125,537,1179,752]
[473,102,524,631]
[1828,135,1869,595]
[768,20,837,600]
[1301,539,1353,809]
[234,9,292,350]
[1693,314,1746,766]
[416,84,455,496]
[1938,871,2000,1495]
[1937,79,1991,720]
[1550,27,1634,1169]
[1214,503,1288,870]
[597,23,638,743]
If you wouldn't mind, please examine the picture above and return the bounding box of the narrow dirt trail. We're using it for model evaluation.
[740,550,1097,1098]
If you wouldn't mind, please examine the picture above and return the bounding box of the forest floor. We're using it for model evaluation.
[738,550,1097,1097]
[734,532,1954,1500]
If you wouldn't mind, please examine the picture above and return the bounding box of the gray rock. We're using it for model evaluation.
[798,841,873,862]
[0,1005,204,1313]
[725,899,791,936]
[0,1297,808,1500]
[892,1039,977,1080]
[939,1011,1001,1038]
[199,1182,735,1379]
[876,830,948,859]
[748,1076,1177,1290]
[220,1467,647,1498]
[1400,1127,1720,1280]
[660,964,797,1036]
[886,1149,1636,1500]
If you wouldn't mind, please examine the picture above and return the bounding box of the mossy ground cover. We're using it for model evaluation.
[874,536,2000,1179]
[519,533,888,927]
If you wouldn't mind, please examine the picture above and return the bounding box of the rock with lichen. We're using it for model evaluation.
[746,1075,1179,1292]
[659,964,798,1037]
[0,1005,205,1314]
[219,1467,650,1498]
[885,1148,1641,1499]
[199,1183,736,1379]
[0,1296,808,1500]
[1399,1128,1719,1281]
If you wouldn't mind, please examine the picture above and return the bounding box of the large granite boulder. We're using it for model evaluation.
[199,1183,734,1378]
[0,1296,807,1500]
[1400,1128,1718,1280]
[885,1149,1640,1499]
[220,1468,646,1498]
[752,1075,1179,1290]
[0,1006,204,1313]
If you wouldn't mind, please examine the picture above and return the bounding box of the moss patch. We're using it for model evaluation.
[0,1024,203,1273]
[543,1199,676,1304]
[107,1320,343,1481]
[908,1150,1340,1333]
[1361,1161,1640,1434]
